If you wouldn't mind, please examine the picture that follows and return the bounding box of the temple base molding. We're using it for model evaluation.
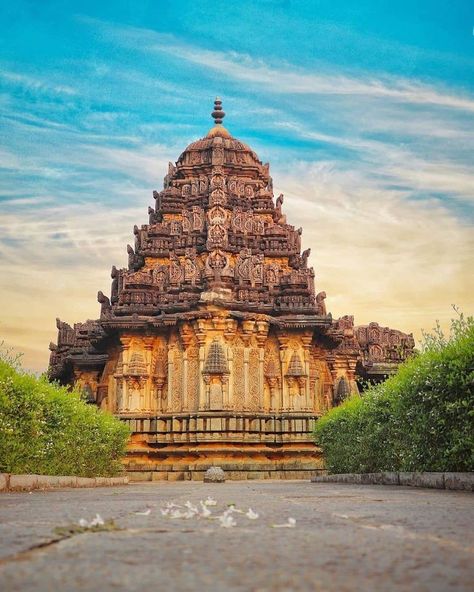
[121,413,323,480]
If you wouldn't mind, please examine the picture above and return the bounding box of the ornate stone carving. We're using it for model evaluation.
[169,253,184,285]
[316,291,327,315]
[232,339,245,410]
[184,249,200,285]
[48,97,416,477]
[171,343,183,412]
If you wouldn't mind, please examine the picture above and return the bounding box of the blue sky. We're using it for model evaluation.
[0,0,473,371]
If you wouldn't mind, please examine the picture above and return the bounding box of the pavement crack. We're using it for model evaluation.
[0,520,123,566]
[0,535,69,566]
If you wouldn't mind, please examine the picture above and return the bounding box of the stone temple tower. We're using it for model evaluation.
[49,99,414,480]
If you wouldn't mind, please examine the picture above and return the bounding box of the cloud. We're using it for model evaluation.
[0,69,77,96]
[274,160,473,336]
[86,19,474,113]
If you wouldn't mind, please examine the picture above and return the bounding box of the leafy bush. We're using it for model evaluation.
[315,310,474,473]
[0,351,130,477]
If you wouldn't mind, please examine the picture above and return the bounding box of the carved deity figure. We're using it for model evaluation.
[316,291,327,315]
[97,291,111,317]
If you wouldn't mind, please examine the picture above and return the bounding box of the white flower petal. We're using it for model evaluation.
[272,517,296,528]
[246,508,259,520]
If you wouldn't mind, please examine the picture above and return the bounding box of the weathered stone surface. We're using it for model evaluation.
[444,472,474,491]
[9,474,39,491]
[380,472,399,485]
[311,472,471,491]
[167,472,185,482]
[0,482,472,591]
[0,473,9,492]
[57,476,77,488]
[36,475,61,489]
[398,472,415,487]
[412,472,445,489]
[204,466,226,483]
[76,477,96,488]
[129,472,153,482]
[110,476,129,485]
[0,474,129,492]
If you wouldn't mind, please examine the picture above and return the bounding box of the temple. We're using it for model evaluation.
[49,99,415,480]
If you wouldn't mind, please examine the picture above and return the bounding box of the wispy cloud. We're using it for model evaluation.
[0,69,77,96]
[86,19,474,113]
[276,161,473,331]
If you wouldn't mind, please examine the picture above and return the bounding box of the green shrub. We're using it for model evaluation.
[0,351,130,477]
[315,311,474,473]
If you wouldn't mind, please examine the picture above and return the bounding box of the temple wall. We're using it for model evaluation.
[95,316,356,417]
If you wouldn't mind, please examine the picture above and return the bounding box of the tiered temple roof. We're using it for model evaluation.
[49,99,414,386]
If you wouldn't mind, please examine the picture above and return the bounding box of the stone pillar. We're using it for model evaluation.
[242,320,255,411]
[154,376,166,413]
[195,320,207,410]
[224,319,237,411]
[301,333,313,411]
[182,350,189,411]
[143,338,154,412]
[225,346,233,410]
[119,336,132,413]
[277,333,290,412]
[256,319,269,412]
[167,344,174,410]
[179,323,194,412]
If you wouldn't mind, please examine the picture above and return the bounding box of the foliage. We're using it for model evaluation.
[0,349,130,477]
[315,309,474,473]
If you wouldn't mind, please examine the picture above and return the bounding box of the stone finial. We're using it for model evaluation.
[211,97,225,125]
[204,466,226,483]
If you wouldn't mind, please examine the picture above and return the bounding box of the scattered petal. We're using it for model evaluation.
[90,514,105,527]
[199,501,212,518]
[184,501,199,514]
[203,497,217,506]
[170,509,187,519]
[246,508,259,520]
[218,513,237,528]
[135,509,151,516]
[272,517,296,528]
[78,518,89,528]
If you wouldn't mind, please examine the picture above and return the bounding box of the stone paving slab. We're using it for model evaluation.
[0,482,473,591]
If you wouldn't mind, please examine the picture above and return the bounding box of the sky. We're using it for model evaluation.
[0,0,473,372]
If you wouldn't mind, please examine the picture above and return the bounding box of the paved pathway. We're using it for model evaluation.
[0,481,473,591]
